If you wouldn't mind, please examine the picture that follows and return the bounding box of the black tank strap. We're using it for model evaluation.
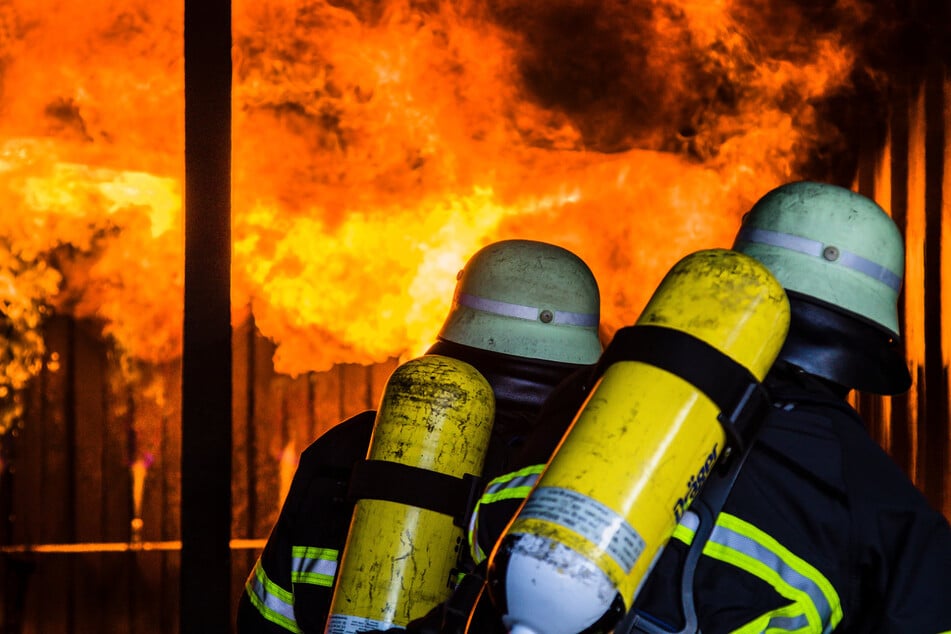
[619,365,848,634]
[348,459,483,528]
[601,325,770,455]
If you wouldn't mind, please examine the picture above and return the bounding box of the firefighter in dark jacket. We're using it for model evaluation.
[467,181,951,633]
[621,181,951,633]
[235,239,603,634]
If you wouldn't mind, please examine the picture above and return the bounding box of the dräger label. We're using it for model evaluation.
[518,486,645,573]
[326,614,398,633]
[672,443,718,522]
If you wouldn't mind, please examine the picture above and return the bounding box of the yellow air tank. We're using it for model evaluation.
[486,249,790,634]
[325,354,495,634]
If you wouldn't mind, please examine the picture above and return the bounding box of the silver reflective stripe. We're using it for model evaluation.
[482,471,542,498]
[670,511,701,546]
[457,293,598,327]
[679,510,700,533]
[761,613,811,631]
[469,466,544,563]
[291,546,338,587]
[736,227,902,292]
[246,560,301,633]
[710,523,836,630]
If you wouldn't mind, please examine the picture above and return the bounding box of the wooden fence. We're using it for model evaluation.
[0,314,398,633]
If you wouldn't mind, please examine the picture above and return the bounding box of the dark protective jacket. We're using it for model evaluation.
[235,340,586,634]
[625,363,951,633]
[461,361,951,633]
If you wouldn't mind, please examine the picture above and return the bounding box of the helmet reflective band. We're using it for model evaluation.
[437,240,602,364]
[735,227,902,294]
[733,181,904,337]
[454,293,599,328]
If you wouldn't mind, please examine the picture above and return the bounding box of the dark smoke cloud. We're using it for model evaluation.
[479,0,717,154]
[806,0,951,183]
[475,0,950,183]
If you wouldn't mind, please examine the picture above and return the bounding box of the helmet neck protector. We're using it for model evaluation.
[779,292,911,395]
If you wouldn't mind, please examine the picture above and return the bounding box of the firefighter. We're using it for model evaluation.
[484,248,791,634]
[458,181,951,633]
[235,239,602,634]
[617,181,951,633]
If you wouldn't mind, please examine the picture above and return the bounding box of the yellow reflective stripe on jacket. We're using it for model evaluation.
[731,602,813,633]
[671,512,842,633]
[245,558,302,633]
[291,545,338,587]
[468,463,545,564]
[671,509,700,544]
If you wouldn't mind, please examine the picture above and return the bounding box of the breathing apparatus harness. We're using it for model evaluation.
[617,358,866,634]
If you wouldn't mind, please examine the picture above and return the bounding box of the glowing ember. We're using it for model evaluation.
[0,0,883,392]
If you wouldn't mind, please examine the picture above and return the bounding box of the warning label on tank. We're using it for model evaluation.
[519,486,645,573]
[326,614,398,633]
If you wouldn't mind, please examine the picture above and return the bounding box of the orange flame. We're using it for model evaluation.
[0,0,873,384]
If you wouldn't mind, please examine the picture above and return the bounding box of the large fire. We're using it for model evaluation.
[0,0,887,433]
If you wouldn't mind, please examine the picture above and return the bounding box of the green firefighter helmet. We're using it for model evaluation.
[437,239,602,365]
[734,181,902,335]
[733,181,910,394]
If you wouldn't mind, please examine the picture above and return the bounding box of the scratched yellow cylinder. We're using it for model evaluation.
[487,249,790,634]
[325,354,495,634]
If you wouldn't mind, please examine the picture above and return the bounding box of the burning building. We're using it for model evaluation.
[0,0,948,631]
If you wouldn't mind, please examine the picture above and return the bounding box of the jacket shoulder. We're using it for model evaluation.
[298,410,376,468]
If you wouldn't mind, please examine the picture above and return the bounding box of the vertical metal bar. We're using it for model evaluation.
[181,0,233,630]
[245,315,257,543]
